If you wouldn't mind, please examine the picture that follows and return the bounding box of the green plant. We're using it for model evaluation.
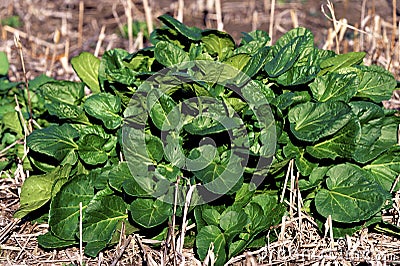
[1,15,22,28]
[0,52,9,76]
[121,20,149,40]
[0,52,51,174]
[14,14,400,265]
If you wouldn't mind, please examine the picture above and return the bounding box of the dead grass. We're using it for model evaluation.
[2,160,400,265]
[1,0,400,265]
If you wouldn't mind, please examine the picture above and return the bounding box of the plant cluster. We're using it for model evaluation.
[0,51,51,173]
[10,15,400,265]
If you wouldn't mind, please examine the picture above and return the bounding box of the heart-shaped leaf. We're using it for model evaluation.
[130,198,172,228]
[315,163,390,223]
[288,101,353,142]
[84,93,123,130]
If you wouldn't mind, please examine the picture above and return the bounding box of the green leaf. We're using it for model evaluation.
[274,48,332,86]
[98,48,137,87]
[45,101,89,123]
[355,65,397,103]
[226,203,270,257]
[78,125,117,151]
[265,28,314,78]
[374,222,400,238]
[84,93,123,130]
[28,156,56,173]
[288,101,353,142]
[14,165,72,219]
[2,111,23,138]
[114,165,169,199]
[27,124,78,162]
[37,231,77,249]
[251,193,285,223]
[275,61,318,86]
[194,152,244,195]
[187,144,217,172]
[107,162,132,192]
[155,41,190,67]
[40,80,85,104]
[352,118,383,163]
[354,116,399,163]
[265,36,304,77]
[145,134,164,162]
[295,150,318,176]
[88,167,109,190]
[122,125,155,179]
[195,205,219,230]
[201,31,235,61]
[202,208,221,226]
[150,27,185,47]
[82,192,129,256]
[228,239,248,258]
[282,141,299,159]
[147,90,179,130]
[187,98,241,133]
[349,101,384,123]
[364,147,400,192]
[315,163,390,223]
[274,27,314,51]
[158,14,202,41]
[319,51,365,75]
[109,220,139,245]
[0,51,9,75]
[194,60,241,85]
[235,30,270,55]
[240,30,270,45]
[309,69,359,102]
[0,102,17,119]
[0,79,21,92]
[1,15,21,27]
[306,116,361,159]
[283,141,318,175]
[350,101,387,163]
[243,202,267,234]
[241,47,269,78]
[231,195,285,257]
[189,42,203,60]
[224,97,247,113]
[156,163,182,182]
[130,198,172,228]
[223,53,251,72]
[125,48,155,72]
[196,225,226,266]
[71,52,101,93]
[233,183,256,208]
[220,209,249,243]
[298,166,328,191]
[49,175,95,240]
[29,74,55,90]
[84,241,109,257]
[184,116,226,135]
[77,134,109,165]
[271,91,311,111]
[122,178,150,197]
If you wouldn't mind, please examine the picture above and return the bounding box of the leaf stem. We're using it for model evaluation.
[14,33,33,132]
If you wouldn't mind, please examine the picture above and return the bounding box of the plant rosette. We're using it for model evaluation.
[14,14,400,265]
